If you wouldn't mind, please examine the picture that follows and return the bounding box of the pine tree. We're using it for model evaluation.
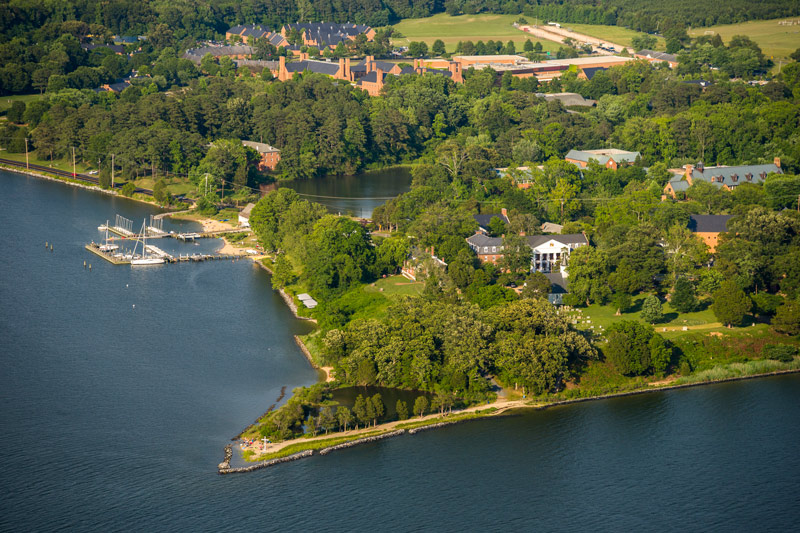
[395,400,408,420]
[640,295,664,324]
[671,277,698,313]
[712,280,751,327]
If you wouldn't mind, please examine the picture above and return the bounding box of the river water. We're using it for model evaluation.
[282,167,411,218]
[1,169,799,531]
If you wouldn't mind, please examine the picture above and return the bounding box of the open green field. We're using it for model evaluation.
[554,22,666,50]
[364,274,424,298]
[688,17,800,59]
[392,13,560,53]
[0,93,46,114]
[567,294,769,339]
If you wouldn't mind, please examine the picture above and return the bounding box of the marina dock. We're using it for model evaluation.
[87,214,248,266]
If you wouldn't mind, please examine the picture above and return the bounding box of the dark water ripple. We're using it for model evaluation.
[1,170,799,532]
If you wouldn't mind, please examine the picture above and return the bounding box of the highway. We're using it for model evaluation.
[0,157,154,196]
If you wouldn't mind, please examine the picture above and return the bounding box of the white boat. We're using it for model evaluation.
[98,220,119,252]
[131,219,164,266]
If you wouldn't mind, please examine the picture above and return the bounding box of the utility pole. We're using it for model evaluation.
[111,154,115,189]
[204,174,209,196]
[72,146,76,177]
[24,138,29,170]
[221,179,224,203]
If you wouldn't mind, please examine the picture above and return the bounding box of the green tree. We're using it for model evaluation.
[524,39,534,52]
[670,277,698,313]
[152,178,172,205]
[501,233,531,278]
[432,39,446,56]
[712,280,751,327]
[413,396,429,417]
[521,272,551,300]
[611,292,632,315]
[565,246,611,306]
[318,406,336,434]
[395,399,409,420]
[605,321,665,376]
[631,34,657,51]
[371,394,385,426]
[772,300,800,336]
[353,394,369,429]
[7,101,25,123]
[121,182,135,197]
[271,255,298,289]
[640,295,664,324]
[336,406,354,432]
[355,359,377,386]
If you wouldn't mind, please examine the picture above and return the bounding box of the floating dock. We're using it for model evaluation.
[86,242,240,265]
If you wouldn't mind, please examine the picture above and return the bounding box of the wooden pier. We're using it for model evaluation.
[85,242,240,265]
[85,243,131,265]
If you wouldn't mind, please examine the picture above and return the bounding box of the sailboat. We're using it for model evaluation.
[131,219,165,266]
[98,220,119,252]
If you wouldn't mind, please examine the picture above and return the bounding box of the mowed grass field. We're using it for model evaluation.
[0,93,46,114]
[688,18,800,59]
[554,22,666,50]
[392,13,560,53]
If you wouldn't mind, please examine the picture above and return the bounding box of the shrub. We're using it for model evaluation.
[764,345,797,363]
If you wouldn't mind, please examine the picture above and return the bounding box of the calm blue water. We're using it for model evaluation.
[282,167,411,218]
[1,170,799,531]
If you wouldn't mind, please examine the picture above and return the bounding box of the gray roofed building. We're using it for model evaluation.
[82,43,126,54]
[688,215,732,234]
[285,59,340,76]
[664,160,782,197]
[544,272,568,304]
[537,92,596,107]
[283,22,373,49]
[582,67,607,80]
[466,233,503,249]
[242,140,280,154]
[473,210,509,233]
[566,148,640,169]
[525,234,588,248]
[541,222,564,234]
[183,45,255,63]
[635,49,678,66]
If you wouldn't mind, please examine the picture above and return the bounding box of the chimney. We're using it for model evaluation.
[279,56,286,80]
[685,163,694,179]
[696,161,704,172]
[367,55,375,72]
[774,157,781,168]
[345,57,351,80]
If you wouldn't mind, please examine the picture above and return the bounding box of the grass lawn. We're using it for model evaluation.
[392,13,560,53]
[132,176,195,196]
[567,294,771,340]
[364,274,424,299]
[552,22,666,50]
[0,93,46,114]
[688,18,800,59]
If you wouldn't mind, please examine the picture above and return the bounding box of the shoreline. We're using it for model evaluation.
[0,163,166,209]
[226,366,800,472]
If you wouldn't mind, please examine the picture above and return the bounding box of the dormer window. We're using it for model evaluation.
[710,176,716,182]
[731,174,738,182]
[746,173,753,181]
[760,172,767,179]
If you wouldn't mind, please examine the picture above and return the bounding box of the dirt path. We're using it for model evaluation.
[241,397,529,458]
